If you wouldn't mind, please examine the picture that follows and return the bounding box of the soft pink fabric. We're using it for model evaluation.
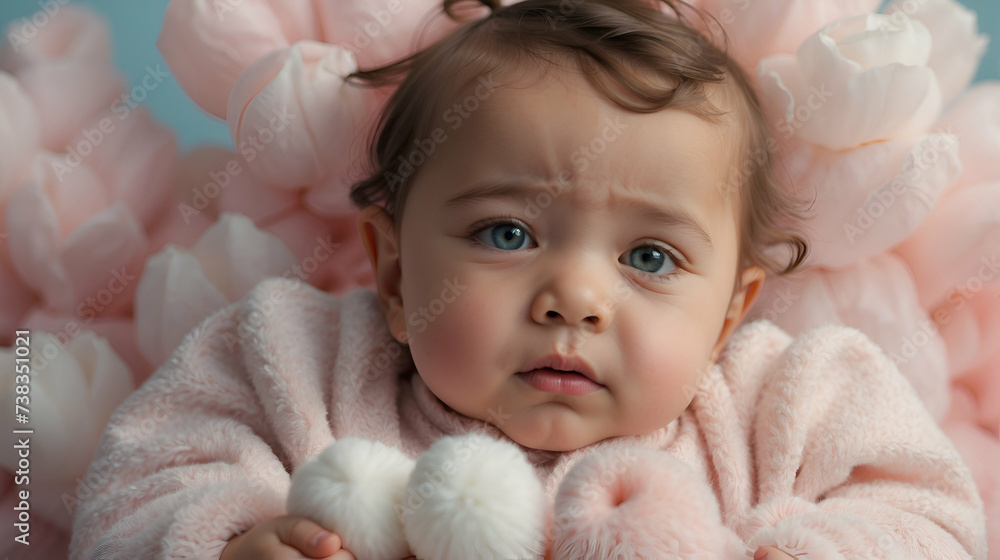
[69,279,987,559]
[747,252,950,421]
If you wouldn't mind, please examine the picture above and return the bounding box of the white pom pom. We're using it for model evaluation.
[402,434,546,560]
[287,438,415,560]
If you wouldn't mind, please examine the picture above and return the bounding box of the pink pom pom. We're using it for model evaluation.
[551,448,744,560]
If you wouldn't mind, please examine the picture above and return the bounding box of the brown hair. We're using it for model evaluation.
[346,0,808,275]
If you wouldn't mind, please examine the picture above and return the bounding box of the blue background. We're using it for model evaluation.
[1,0,997,150]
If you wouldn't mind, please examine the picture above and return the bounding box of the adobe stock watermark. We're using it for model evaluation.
[878,0,931,36]
[405,278,468,337]
[383,74,498,192]
[75,267,137,323]
[844,133,957,244]
[755,287,799,324]
[5,0,69,53]
[931,253,1000,327]
[52,64,173,182]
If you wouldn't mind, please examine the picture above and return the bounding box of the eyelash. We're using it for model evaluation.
[466,215,686,283]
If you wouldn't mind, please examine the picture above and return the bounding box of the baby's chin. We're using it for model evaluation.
[492,413,646,453]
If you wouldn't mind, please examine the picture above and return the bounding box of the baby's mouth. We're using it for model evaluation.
[515,368,606,396]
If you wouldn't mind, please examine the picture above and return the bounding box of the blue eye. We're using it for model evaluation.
[623,245,677,275]
[475,222,533,251]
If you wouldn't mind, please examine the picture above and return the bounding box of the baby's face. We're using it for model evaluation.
[362,66,762,451]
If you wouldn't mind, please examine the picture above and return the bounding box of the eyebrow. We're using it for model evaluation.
[444,180,713,249]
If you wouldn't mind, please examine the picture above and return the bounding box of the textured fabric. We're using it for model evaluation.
[69,278,988,559]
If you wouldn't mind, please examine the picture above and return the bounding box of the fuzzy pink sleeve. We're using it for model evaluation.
[68,279,342,559]
[743,325,988,559]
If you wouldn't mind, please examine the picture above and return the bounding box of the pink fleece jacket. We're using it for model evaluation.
[69,278,988,559]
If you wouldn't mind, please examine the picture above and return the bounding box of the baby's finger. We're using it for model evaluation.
[274,516,343,558]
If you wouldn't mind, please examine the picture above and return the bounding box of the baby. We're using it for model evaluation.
[70,0,987,559]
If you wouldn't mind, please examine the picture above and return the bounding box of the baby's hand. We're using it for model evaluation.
[220,515,355,560]
[755,545,796,559]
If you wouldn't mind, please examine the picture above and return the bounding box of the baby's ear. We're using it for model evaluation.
[711,265,765,359]
[358,206,408,343]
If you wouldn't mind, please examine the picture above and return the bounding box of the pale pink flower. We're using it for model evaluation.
[884,0,989,108]
[698,0,878,73]
[134,213,298,367]
[21,309,152,385]
[314,0,464,70]
[0,4,112,72]
[758,13,942,150]
[895,182,1000,309]
[770,133,960,269]
[747,253,949,420]
[5,153,147,314]
[227,41,381,216]
[77,107,179,229]
[157,0,321,118]
[937,83,1000,191]
[0,331,134,529]
[0,258,36,344]
[210,147,375,293]
[0,72,40,202]
[929,282,1000,379]
[0,5,125,152]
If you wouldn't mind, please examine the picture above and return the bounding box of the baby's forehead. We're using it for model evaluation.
[439,63,748,188]
[420,69,745,223]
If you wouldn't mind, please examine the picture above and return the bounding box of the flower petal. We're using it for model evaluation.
[59,203,148,315]
[315,0,463,70]
[937,82,1000,190]
[16,62,125,152]
[157,0,321,118]
[758,13,941,149]
[0,4,112,74]
[773,133,960,269]
[134,245,229,367]
[82,107,179,228]
[0,72,40,201]
[698,0,879,73]
[895,182,1000,308]
[884,0,989,107]
[189,212,298,301]
[228,41,377,193]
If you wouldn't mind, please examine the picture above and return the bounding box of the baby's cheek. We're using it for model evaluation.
[621,324,711,426]
[407,293,503,412]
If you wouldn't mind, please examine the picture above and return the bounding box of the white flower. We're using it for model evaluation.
[884,0,989,107]
[134,213,298,367]
[699,0,879,73]
[0,331,134,528]
[758,13,942,149]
